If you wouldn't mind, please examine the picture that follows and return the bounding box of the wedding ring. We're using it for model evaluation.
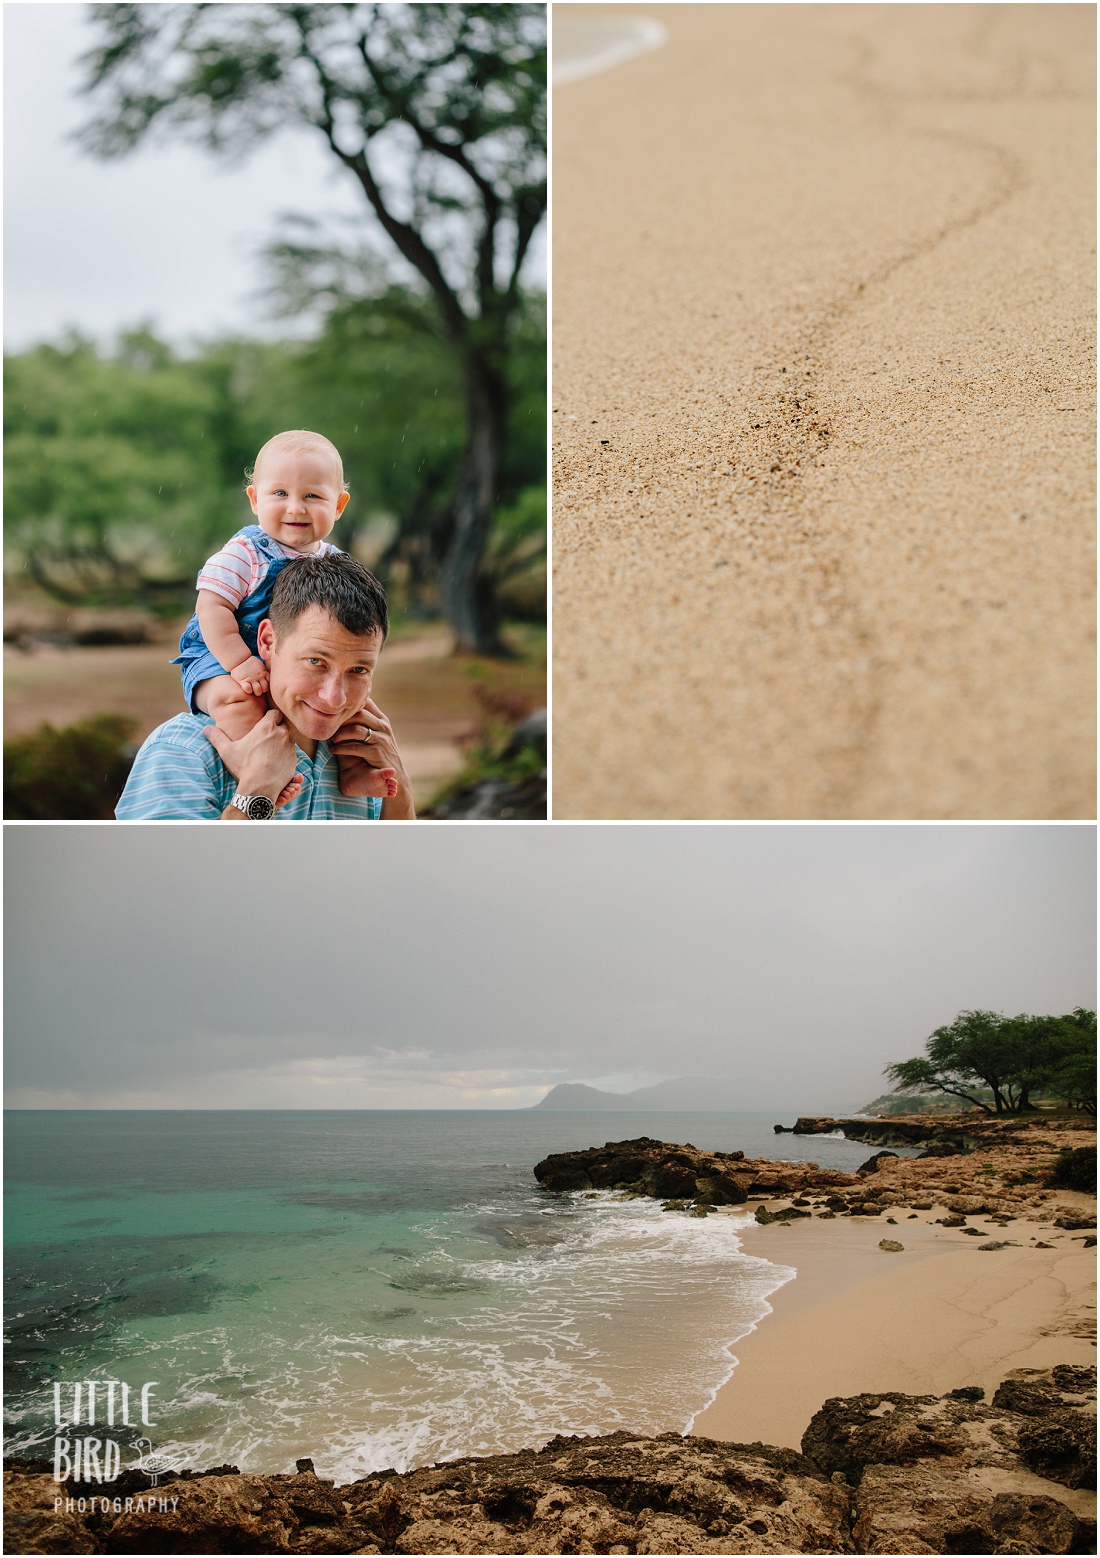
[362,726,375,743]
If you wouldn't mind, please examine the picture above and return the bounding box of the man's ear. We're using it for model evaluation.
[256,619,275,664]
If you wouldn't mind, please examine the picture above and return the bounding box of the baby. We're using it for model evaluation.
[174,428,396,796]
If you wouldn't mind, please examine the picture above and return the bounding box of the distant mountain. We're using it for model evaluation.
[532,1077,743,1112]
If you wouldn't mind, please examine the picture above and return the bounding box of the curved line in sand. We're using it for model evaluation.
[553,19,668,87]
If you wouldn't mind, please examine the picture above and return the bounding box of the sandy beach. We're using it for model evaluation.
[552,4,1095,818]
[694,1199,1097,1466]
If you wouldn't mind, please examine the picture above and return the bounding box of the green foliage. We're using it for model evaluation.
[860,1092,985,1117]
[4,309,545,620]
[885,1008,1098,1117]
[4,331,235,601]
[4,714,137,819]
[1045,1146,1097,1194]
[76,3,547,652]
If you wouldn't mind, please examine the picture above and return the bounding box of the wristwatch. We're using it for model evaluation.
[231,792,276,821]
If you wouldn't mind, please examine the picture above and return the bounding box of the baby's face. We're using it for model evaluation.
[248,449,349,551]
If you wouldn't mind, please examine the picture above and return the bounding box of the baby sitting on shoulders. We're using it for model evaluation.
[174,428,396,798]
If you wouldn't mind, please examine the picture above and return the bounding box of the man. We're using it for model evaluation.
[116,553,415,819]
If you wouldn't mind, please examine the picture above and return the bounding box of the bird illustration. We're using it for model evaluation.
[131,1438,176,1487]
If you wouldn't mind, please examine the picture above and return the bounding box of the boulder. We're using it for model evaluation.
[341,1434,851,1555]
[532,1138,842,1206]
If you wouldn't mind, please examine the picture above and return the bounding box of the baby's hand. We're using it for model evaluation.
[231,655,269,696]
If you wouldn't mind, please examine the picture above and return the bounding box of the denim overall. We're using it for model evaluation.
[174,526,301,712]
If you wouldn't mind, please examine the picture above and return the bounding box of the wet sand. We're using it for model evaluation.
[693,1201,1097,1452]
[552,4,1095,818]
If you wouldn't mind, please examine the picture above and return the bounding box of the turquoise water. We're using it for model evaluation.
[5,1111,876,1480]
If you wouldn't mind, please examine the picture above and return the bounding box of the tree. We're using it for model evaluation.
[886,1009,1022,1115]
[1041,1009,1097,1117]
[885,1008,1098,1116]
[77,2,546,653]
[4,330,236,603]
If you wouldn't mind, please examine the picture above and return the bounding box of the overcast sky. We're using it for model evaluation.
[5,825,1094,1112]
[3,4,545,353]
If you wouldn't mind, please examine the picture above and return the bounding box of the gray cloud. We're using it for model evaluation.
[5,825,1094,1110]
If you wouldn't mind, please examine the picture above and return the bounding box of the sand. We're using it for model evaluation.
[691,1201,1097,1455]
[552,4,1095,818]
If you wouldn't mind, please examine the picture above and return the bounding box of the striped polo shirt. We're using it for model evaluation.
[115,715,383,821]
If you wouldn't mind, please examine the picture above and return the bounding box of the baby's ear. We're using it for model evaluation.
[336,491,351,517]
[247,486,259,513]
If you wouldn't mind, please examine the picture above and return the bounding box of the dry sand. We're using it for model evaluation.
[692,1201,1097,1455]
[552,4,1095,818]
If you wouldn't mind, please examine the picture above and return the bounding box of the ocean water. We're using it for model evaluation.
[5,1110,884,1481]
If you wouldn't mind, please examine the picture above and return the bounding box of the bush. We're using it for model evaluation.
[1045,1146,1097,1194]
[4,714,137,819]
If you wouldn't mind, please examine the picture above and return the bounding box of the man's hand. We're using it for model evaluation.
[205,708,298,815]
[330,697,415,817]
[229,654,270,697]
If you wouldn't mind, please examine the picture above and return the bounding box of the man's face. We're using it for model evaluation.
[257,606,383,742]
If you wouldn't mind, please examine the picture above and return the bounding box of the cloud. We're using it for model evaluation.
[5,825,1094,1111]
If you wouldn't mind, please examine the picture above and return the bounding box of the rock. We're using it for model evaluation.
[802,1365,1097,1552]
[425,771,546,821]
[878,1239,904,1252]
[852,1466,1088,1554]
[533,1138,852,1207]
[786,1117,974,1151]
[978,1240,1020,1250]
[5,1367,1095,1555]
[1054,1213,1096,1230]
[857,1151,899,1175]
[2,1470,100,1554]
[340,1434,850,1555]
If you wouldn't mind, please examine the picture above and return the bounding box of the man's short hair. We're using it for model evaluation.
[268,553,389,643]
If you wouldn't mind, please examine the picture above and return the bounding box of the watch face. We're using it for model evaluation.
[246,795,276,821]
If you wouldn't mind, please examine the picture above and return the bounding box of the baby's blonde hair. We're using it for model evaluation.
[246,429,348,491]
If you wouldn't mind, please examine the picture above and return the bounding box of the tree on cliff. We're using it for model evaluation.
[76,2,546,653]
[885,1008,1097,1116]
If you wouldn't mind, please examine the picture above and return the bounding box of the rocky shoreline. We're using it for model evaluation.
[6,1119,1094,1555]
[6,1364,1095,1554]
[533,1114,1096,1229]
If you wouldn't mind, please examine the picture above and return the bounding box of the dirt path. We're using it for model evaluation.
[4,627,544,809]
[552,4,1095,818]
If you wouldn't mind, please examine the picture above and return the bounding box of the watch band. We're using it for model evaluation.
[231,792,276,821]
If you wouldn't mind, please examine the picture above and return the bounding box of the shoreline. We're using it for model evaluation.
[693,1196,1097,1456]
